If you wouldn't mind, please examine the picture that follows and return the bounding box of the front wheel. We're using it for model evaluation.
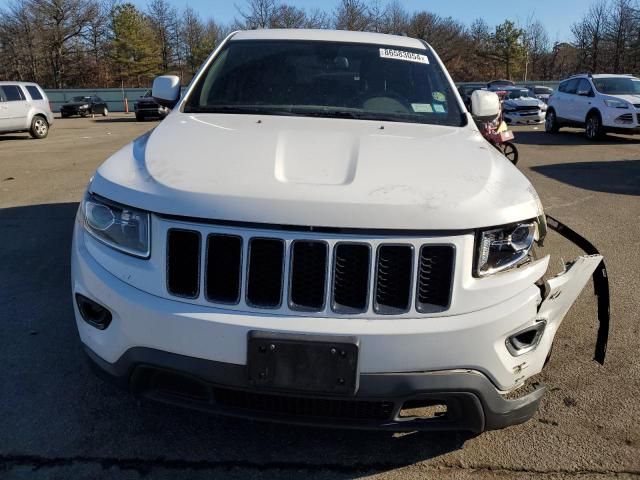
[29,116,49,139]
[585,113,604,140]
[545,110,559,133]
[500,141,519,165]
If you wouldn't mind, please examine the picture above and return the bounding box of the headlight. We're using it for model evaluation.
[539,102,547,111]
[82,194,150,258]
[475,222,536,276]
[604,99,629,109]
[80,104,89,109]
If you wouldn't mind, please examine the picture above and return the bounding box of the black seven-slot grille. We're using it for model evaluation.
[166,229,455,315]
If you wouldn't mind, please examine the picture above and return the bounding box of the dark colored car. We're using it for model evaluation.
[487,79,515,89]
[60,96,108,118]
[135,90,169,121]
[457,84,486,111]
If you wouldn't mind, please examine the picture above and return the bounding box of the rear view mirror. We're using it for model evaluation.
[152,75,181,108]
[470,90,500,121]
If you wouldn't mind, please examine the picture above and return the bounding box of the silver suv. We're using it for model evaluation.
[0,81,54,139]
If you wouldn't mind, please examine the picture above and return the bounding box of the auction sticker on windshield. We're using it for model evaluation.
[379,48,429,64]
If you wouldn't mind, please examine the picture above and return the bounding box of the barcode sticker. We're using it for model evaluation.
[379,48,429,64]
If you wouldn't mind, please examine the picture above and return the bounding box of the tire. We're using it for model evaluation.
[102,107,108,116]
[544,109,559,133]
[500,141,519,165]
[136,113,144,121]
[585,112,604,140]
[80,110,88,118]
[60,112,68,119]
[29,116,49,139]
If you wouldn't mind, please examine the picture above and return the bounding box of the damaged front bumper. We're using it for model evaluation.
[543,215,609,365]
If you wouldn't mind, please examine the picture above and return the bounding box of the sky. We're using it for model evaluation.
[0,0,590,42]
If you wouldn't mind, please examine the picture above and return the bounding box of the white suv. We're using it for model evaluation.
[0,81,54,139]
[71,29,606,433]
[546,74,640,140]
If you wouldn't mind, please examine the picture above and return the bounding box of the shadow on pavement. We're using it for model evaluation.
[0,202,470,475]
[515,129,640,146]
[532,160,640,196]
[0,134,31,141]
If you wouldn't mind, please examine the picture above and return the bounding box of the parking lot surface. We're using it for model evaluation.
[1,114,639,479]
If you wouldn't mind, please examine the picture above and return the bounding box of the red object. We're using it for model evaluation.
[124,98,129,113]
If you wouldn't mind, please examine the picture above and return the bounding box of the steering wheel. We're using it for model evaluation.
[358,90,413,114]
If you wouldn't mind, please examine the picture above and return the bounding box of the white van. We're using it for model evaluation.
[0,81,54,139]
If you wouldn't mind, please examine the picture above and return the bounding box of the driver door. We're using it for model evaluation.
[573,79,595,124]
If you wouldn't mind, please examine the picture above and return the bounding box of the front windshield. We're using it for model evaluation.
[534,87,552,94]
[593,77,640,95]
[185,40,464,126]
[507,89,529,99]
[71,96,91,102]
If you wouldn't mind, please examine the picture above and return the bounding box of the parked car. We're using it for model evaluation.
[457,84,486,111]
[134,90,169,121]
[546,73,640,139]
[72,29,604,433]
[490,86,547,125]
[60,95,108,118]
[487,79,515,89]
[525,85,554,103]
[0,81,53,139]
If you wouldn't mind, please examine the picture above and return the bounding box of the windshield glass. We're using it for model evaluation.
[534,87,552,94]
[507,89,529,99]
[593,77,640,95]
[185,40,464,126]
[71,96,91,102]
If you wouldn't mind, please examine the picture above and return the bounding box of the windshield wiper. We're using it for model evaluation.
[185,105,298,116]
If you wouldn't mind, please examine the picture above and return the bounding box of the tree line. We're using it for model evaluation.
[1,0,639,89]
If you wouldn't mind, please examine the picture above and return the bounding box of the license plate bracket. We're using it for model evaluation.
[247,332,359,396]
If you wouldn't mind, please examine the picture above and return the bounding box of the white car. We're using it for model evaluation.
[71,29,606,433]
[546,74,640,139]
[0,81,53,139]
[493,86,547,125]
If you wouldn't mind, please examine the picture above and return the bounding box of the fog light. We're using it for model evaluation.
[75,294,112,330]
[506,321,546,356]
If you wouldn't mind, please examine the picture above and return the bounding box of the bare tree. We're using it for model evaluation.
[571,1,608,72]
[236,0,278,29]
[148,0,178,72]
[33,0,99,88]
[334,0,370,31]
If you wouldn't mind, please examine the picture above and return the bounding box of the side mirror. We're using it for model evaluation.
[152,75,181,108]
[470,90,500,120]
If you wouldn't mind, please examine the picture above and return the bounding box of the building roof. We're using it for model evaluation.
[231,29,427,50]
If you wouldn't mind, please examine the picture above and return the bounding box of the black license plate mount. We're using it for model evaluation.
[247,331,359,396]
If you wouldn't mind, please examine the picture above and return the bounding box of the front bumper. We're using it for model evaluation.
[84,344,545,433]
[71,213,603,432]
[504,111,546,125]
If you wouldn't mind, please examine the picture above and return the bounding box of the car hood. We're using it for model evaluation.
[504,97,540,108]
[90,113,542,230]
[605,93,640,105]
[62,102,89,107]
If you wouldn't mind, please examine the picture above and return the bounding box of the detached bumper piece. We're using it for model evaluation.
[84,345,545,433]
[545,215,610,364]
